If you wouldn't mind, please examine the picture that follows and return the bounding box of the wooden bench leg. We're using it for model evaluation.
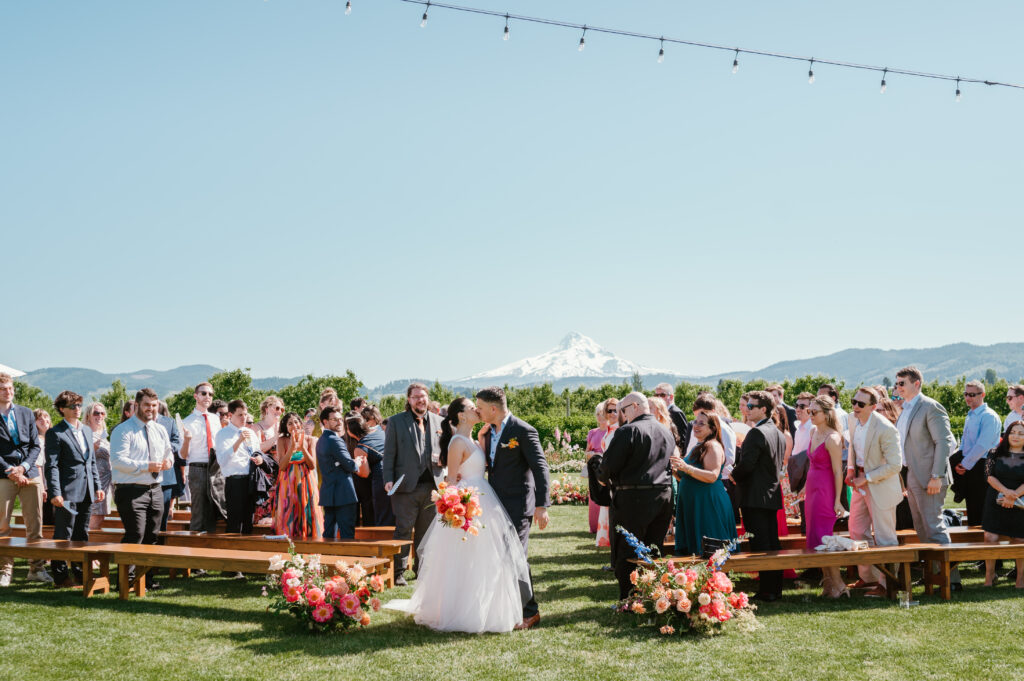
[134,567,148,598]
[941,560,952,601]
[82,554,110,597]
[900,561,912,597]
[118,563,130,600]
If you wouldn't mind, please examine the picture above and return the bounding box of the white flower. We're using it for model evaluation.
[286,577,301,588]
[268,555,286,571]
[698,592,711,606]
[335,559,349,571]
[292,554,306,567]
[308,555,321,571]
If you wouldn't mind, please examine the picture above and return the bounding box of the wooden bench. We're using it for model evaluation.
[158,532,408,587]
[646,544,927,599]
[355,526,396,541]
[5,524,125,539]
[0,538,113,596]
[919,542,1024,600]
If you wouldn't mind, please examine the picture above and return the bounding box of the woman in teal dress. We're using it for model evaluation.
[672,412,737,556]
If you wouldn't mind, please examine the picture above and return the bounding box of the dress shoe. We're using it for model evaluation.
[394,575,408,587]
[950,583,963,593]
[847,579,879,590]
[863,586,887,598]
[513,614,541,630]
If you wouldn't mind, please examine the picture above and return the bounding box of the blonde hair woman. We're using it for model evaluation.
[805,395,848,598]
[586,398,618,547]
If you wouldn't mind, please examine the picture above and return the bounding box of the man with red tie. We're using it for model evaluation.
[182,382,225,532]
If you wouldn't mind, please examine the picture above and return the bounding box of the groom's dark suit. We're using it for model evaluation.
[483,413,550,619]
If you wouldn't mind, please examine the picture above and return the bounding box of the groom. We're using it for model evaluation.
[476,387,550,630]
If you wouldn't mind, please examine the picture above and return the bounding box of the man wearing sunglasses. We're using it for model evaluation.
[654,383,691,452]
[952,380,1001,527]
[1003,385,1024,432]
[182,382,226,533]
[894,366,961,591]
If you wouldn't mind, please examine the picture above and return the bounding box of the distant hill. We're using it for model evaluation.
[20,365,222,399]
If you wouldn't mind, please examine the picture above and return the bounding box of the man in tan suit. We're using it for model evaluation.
[846,387,903,596]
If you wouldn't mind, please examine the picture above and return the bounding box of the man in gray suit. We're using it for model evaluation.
[383,382,443,586]
[895,366,961,590]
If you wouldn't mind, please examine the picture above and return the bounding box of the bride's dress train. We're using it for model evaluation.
[386,435,532,633]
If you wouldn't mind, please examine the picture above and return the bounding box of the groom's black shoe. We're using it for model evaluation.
[514,614,540,630]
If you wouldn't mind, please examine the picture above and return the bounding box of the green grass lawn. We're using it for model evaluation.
[1,504,1021,681]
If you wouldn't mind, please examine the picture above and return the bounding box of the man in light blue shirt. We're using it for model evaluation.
[955,380,1002,525]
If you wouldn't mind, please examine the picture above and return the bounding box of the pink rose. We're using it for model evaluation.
[370,597,382,612]
[710,570,734,594]
[339,593,361,617]
[284,585,302,603]
[306,586,326,606]
[659,625,675,635]
[369,575,386,592]
[728,592,749,609]
[311,602,335,623]
[655,597,671,614]
[709,599,732,622]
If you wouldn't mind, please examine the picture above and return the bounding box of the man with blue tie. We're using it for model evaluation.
[0,372,47,587]
[45,390,104,587]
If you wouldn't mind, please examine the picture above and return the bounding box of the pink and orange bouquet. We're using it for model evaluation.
[264,544,387,633]
[549,475,587,505]
[617,527,756,636]
[432,482,483,538]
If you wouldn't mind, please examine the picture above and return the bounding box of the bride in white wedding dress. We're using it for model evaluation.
[386,397,532,633]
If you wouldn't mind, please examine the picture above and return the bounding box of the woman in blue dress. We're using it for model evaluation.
[671,412,737,556]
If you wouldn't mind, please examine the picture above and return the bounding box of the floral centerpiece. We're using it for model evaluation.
[432,481,483,537]
[616,526,756,636]
[264,545,386,632]
[549,474,588,505]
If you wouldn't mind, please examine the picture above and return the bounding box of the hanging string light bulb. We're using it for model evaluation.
[578,25,587,52]
[657,37,665,63]
[345,1,351,15]
[880,68,887,94]
[420,1,429,28]
[503,14,509,40]
[732,48,739,74]
[808,58,815,84]
[956,77,962,102]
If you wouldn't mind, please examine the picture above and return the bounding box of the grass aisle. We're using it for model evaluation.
[1,504,1022,681]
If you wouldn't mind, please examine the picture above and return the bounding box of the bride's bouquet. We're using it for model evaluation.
[432,482,484,538]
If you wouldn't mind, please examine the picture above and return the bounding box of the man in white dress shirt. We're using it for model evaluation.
[1004,385,1024,432]
[215,400,263,535]
[182,382,224,532]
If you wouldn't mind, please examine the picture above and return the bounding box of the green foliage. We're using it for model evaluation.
[13,381,55,419]
[276,372,364,415]
[165,369,272,421]
[97,380,132,433]
[379,395,406,419]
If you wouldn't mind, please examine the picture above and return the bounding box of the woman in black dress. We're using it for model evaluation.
[982,420,1024,588]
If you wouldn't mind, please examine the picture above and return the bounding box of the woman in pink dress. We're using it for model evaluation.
[586,398,618,546]
[804,395,848,598]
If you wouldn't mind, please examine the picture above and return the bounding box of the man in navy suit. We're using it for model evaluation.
[45,390,104,586]
[317,407,363,540]
[0,372,47,587]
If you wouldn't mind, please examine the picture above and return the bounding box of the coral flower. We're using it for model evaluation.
[630,601,646,614]
[370,597,382,612]
[655,598,671,614]
[728,592,749,609]
[629,570,639,585]
[659,625,675,635]
[360,612,371,626]
[311,602,335,623]
[305,586,325,606]
[339,593,361,617]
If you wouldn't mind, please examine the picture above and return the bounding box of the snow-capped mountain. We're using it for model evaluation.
[449,332,684,388]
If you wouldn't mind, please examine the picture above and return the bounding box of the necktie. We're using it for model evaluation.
[143,422,159,479]
[203,414,214,462]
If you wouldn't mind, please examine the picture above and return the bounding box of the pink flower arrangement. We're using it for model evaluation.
[549,475,588,505]
[264,544,387,633]
[431,482,483,537]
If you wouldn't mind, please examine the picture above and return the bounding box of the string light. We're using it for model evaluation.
[393,0,1024,98]
[503,14,509,40]
[880,67,887,94]
[657,37,664,63]
[345,1,351,15]
[420,1,429,27]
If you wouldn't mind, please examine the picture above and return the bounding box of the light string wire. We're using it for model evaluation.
[391,0,1024,94]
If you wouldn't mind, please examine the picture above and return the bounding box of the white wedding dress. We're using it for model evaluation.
[386,435,532,633]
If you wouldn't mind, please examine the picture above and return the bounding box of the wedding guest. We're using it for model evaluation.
[585,398,618,546]
[687,393,738,518]
[275,411,323,539]
[981,421,1024,588]
[598,392,674,600]
[654,383,690,452]
[317,407,362,539]
[303,408,317,437]
[210,400,229,429]
[804,396,848,598]
[895,366,961,591]
[83,403,112,532]
[768,384,798,439]
[350,397,368,412]
[156,401,184,538]
[871,389,913,531]
[252,396,284,525]
[383,383,444,586]
[355,406,392,525]
[344,413,375,526]
[792,393,815,456]
[215,400,263,534]
[817,384,849,430]
[0,373,45,587]
[119,400,135,423]
[109,389,174,589]
[428,401,441,416]
[772,405,798,549]
[845,388,903,597]
[732,390,786,602]
[713,399,733,423]
[182,382,225,533]
[1004,385,1024,432]
[45,390,103,586]
[33,409,54,527]
[738,392,755,426]
[245,414,254,427]
[671,412,736,556]
[955,380,1002,526]
[313,389,340,437]
[649,397,682,453]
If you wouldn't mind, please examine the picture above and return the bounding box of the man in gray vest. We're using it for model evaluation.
[383,382,443,586]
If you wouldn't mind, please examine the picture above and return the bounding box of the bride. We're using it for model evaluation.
[386,397,532,633]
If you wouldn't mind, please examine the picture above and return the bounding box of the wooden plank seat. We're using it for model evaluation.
[6,524,125,539]
[354,526,396,541]
[13,515,192,532]
[158,532,408,587]
[0,538,113,596]
[919,542,1024,600]
[640,544,928,599]
[99,544,389,599]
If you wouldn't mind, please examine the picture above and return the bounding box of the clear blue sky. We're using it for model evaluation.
[2,1,1021,387]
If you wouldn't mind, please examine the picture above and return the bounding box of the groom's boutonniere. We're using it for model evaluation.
[502,437,519,450]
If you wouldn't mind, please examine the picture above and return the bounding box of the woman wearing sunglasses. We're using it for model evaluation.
[805,395,848,598]
[585,398,618,548]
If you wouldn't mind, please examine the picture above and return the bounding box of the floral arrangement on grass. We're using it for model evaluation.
[549,475,588,505]
[616,526,756,636]
[264,545,386,633]
[432,481,483,537]
[544,428,585,466]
